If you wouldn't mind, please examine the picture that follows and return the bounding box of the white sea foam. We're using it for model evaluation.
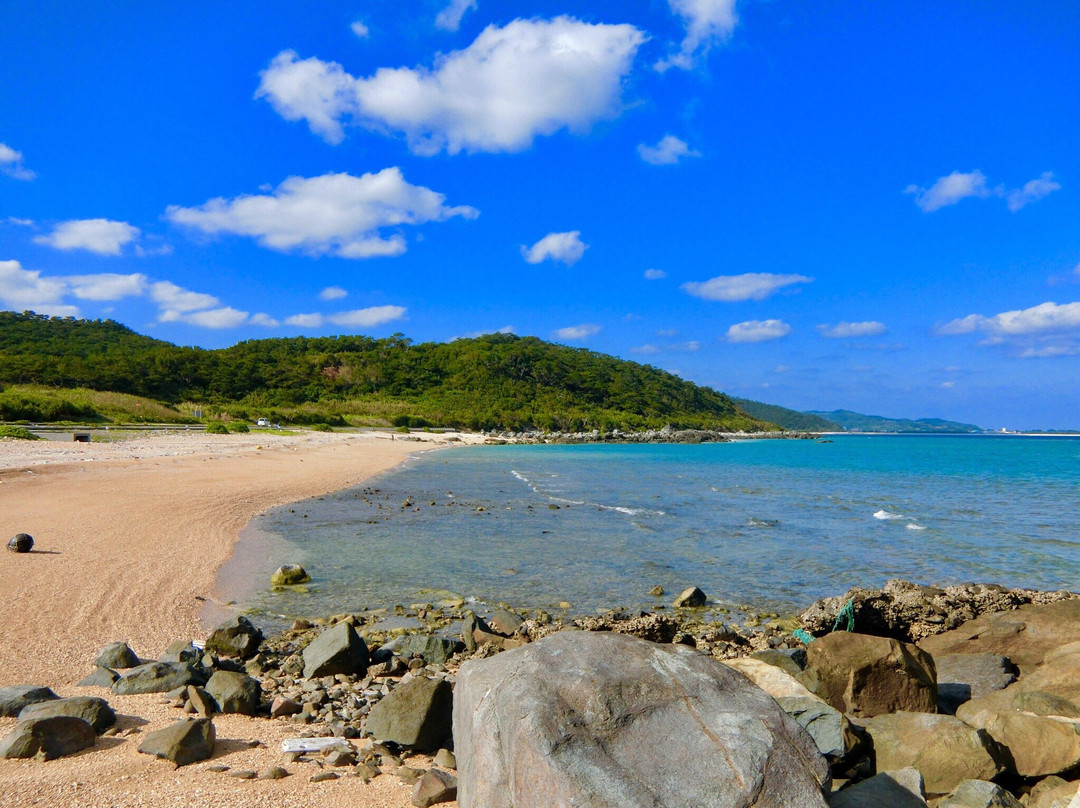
[510,470,663,516]
[874,509,904,520]
[906,523,927,530]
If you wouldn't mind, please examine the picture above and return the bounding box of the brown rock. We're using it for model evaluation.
[412,768,457,807]
[803,632,937,717]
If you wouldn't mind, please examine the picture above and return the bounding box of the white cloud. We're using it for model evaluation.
[0,142,35,181]
[65,273,148,301]
[256,17,646,154]
[151,281,220,313]
[938,301,1080,357]
[522,231,588,266]
[435,0,477,31]
[1006,172,1061,212]
[907,169,1061,213]
[554,323,601,340]
[726,319,791,343]
[164,307,250,329]
[167,169,477,258]
[285,313,324,328]
[817,321,887,339]
[250,313,280,327]
[631,344,661,354]
[328,306,406,328]
[682,272,812,302]
[284,306,407,330]
[638,135,700,165]
[656,0,738,72]
[319,286,348,301]
[644,268,667,280]
[905,170,990,212]
[33,219,140,255]
[5,217,34,227]
[350,20,370,39]
[0,259,77,316]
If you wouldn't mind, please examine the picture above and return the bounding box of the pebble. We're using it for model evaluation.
[310,771,339,783]
[229,770,257,780]
[258,766,290,780]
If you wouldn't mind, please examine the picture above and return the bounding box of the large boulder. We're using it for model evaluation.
[955,688,1080,778]
[205,671,261,715]
[938,779,1022,808]
[829,768,926,808]
[934,653,1018,714]
[722,658,853,760]
[803,632,937,717]
[77,667,119,688]
[919,598,1080,674]
[0,685,58,717]
[113,661,207,695]
[1003,643,1080,704]
[94,642,141,669]
[19,696,116,733]
[863,712,1007,795]
[204,615,264,659]
[453,631,831,808]
[0,716,96,760]
[366,676,453,752]
[1023,776,1080,808]
[302,621,369,679]
[138,718,215,766]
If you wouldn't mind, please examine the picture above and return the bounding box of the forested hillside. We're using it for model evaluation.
[0,311,772,432]
[731,398,841,432]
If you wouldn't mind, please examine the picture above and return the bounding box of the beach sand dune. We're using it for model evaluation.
[0,430,465,808]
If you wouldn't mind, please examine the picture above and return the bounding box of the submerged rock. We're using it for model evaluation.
[672,586,707,608]
[271,564,311,586]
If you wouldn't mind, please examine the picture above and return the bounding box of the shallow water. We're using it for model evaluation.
[237,435,1080,626]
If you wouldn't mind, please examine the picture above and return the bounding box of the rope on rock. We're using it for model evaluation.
[794,598,856,645]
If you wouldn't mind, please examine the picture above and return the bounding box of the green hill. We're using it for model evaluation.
[0,311,772,433]
[731,399,841,432]
[807,409,983,433]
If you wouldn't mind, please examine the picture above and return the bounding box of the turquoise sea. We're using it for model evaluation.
[239,435,1080,625]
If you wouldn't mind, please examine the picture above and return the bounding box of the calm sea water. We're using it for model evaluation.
[239,435,1080,624]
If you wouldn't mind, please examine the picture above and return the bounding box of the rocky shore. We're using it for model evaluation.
[480,424,818,444]
[4,577,1079,807]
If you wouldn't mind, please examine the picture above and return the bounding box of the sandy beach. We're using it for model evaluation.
[0,429,472,808]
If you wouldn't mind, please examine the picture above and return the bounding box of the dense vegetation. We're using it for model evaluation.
[0,311,772,432]
[807,409,983,433]
[731,398,841,432]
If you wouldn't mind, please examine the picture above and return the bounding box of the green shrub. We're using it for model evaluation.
[395,425,411,433]
[228,422,250,433]
[205,421,229,434]
[392,414,433,429]
[309,423,333,432]
[0,425,41,440]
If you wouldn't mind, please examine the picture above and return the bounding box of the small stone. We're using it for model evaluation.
[325,749,356,767]
[433,748,456,769]
[310,771,339,783]
[77,667,119,688]
[95,642,141,669]
[258,766,290,780]
[186,686,214,718]
[649,585,664,596]
[206,764,230,773]
[270,696,302,718]
[7,533,33,553]
[412,768,458,807]
[354,762,381,780]
[229,769,257,780]
[938,779,1022,808]
[272,564,312,586]
[397,766,425,784]
[137,718,216,767]
[673,586,707,608]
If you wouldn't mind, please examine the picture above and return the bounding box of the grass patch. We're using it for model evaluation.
[0,384,194,424]
[0,425,41,440]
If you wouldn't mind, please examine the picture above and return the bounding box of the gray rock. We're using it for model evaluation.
[366,676,453,752]
[77,667,119,688]
[863,711,1007,795]
[271,564,311,586]
[777,696,851,760]
[934,653,1018,713]
[433,748,456,769]
[489,609,524,636]
[113,662,207,695]
[804,632,937,717]
[19,696,116,733]
[160,640,200,665]
[0,716,96,760]
[752,648,804,676]
[673,586,707,607]
[413,768,457,807]
[204,615,264,660]
[302,621,369,679]
[396,635,460,666]
[830,768,926,808]
[938,779,1022,808]
[137,718,215,766]
[259,766,289,779]
[0,685,59,717]
[205,670,261,716]
[186,686,214,718]
[454,631,830,808]
[95,642,141,669]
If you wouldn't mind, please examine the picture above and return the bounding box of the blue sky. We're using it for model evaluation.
[1,1,1077,429]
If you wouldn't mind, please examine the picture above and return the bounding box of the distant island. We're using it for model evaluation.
[805,410,983,434]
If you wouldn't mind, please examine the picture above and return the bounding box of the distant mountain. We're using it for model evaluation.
[731,398,841,432]
[807,409,983,433]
